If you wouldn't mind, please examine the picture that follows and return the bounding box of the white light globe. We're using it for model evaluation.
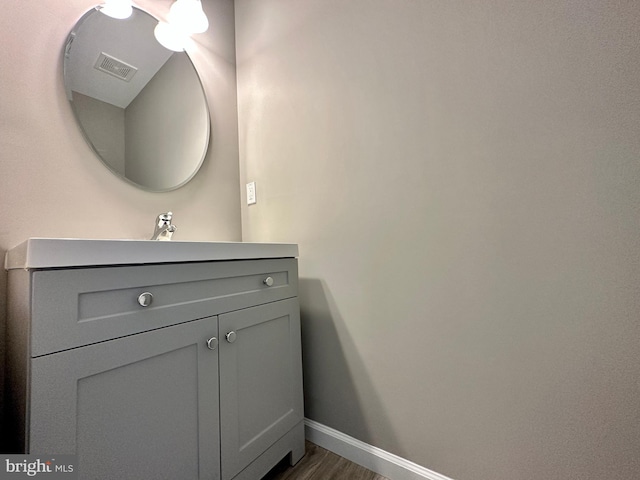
[168,0,209,34]
[98,0,133,19]
[154,22,188,52]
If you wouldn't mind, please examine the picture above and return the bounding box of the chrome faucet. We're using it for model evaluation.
[151,212,177,241]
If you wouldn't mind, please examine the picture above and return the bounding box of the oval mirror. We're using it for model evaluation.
[63,6,210,192]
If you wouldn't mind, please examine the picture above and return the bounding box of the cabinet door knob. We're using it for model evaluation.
[137,292,153,307]
[225,331,237,343]
[263,276,274,287]
[206,337,218,350]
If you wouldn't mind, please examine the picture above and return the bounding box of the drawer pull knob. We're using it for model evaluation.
[206,337,218,350]
[263,276,274,287]
[226,331,237,343]
[137,292,153,307]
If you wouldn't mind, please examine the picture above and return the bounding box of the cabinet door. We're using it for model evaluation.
[29,317,220,480]
[219,298,303,480]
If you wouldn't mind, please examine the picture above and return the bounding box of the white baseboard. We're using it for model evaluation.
[304,418,454,480]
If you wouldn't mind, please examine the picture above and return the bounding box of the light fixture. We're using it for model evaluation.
[167,0,209,34]
[153,22,189,52]
[96,0,133,19]
[153,0,209,51]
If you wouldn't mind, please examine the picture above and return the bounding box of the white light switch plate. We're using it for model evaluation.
[246,182,257,205]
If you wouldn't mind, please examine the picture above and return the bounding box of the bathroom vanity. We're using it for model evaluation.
[4,238,305,480]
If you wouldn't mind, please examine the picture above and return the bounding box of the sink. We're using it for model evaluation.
[5,238,298,270]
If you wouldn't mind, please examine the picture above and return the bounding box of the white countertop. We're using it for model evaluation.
[5,238,299,270]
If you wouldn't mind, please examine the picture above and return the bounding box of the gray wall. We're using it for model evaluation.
[72,91,126,175]
[0,0,240,447]
[126,53,209,190]
[235,1,640,480]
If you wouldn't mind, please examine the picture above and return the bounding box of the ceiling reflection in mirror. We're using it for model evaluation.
[64,6,210,192]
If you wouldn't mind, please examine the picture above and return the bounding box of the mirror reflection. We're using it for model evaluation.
[64,6,210,191]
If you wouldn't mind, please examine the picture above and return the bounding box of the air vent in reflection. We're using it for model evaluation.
[94,52,138,82]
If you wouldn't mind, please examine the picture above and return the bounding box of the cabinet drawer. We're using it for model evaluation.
[31,258,297,356]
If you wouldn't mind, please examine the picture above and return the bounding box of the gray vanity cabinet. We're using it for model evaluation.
[5,256,304,480]
[219,298,303,480]
[30,317,220,480]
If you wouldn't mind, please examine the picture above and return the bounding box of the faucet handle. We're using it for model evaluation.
[157,212,173,225]
[151,212,176,240]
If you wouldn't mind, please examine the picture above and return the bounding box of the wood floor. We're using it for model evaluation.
[261,441,389,480]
